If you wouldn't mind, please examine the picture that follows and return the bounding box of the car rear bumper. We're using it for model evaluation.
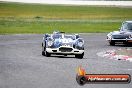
[46,47,84,55]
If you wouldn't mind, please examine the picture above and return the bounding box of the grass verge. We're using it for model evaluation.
[0,2,132,34]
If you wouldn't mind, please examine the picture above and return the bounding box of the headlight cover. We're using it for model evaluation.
[78,41,83,47]
[129,34,132,39]
[47,38,54,47]
[48,41,53,46]
[75,39,84,50]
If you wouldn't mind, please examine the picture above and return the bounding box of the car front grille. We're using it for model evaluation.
[112,35,130,39]
[59,47,73,52]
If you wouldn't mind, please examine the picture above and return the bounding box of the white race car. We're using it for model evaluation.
[42,31,84,59]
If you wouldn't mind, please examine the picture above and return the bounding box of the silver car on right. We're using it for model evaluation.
[107,21,132,46]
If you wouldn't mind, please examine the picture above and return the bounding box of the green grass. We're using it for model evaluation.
[0,2,132,34]
[0,19,121,34]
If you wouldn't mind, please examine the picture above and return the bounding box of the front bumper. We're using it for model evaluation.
[106,39,132,43]
[46,47,84,55]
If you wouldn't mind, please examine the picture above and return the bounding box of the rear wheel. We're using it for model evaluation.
[109,41,115,46]
[75,53,84,59]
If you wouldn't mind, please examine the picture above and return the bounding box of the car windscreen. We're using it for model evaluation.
[127,23,132,31]
[123,22,132,31]
[52,34,62,39]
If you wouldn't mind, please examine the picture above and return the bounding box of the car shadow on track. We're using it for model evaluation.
[46,55,87,59]
[51,55,75,58]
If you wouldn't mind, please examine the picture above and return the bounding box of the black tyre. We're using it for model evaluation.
[42,43,45,56]
[45,51,51,57]
[109,41,115,46]
[75,53,84,59]
[42,51,45,56]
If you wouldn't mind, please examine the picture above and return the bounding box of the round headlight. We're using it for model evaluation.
[78,42,83,47]
[129,35,132,38]
[47,40,53,46]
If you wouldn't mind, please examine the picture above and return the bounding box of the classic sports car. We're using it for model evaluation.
[42,31,84,59]
[107,21,132,46]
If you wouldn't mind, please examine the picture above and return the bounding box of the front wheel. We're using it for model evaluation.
[42,51,45,56]
[45,51,51,57]
[75,53,84,59]
[42,45,45,56]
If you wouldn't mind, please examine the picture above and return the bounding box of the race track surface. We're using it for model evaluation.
[0,33,132,88]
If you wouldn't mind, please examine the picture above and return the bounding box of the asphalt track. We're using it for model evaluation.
[0,33,132,88]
